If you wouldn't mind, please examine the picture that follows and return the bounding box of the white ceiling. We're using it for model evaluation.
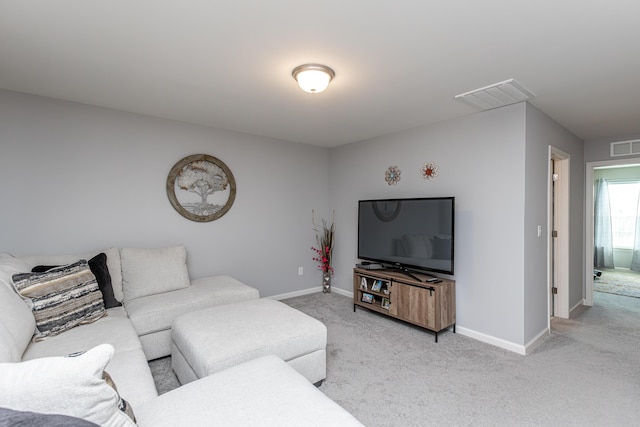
[1,1,639,147]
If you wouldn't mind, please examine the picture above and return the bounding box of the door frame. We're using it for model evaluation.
[585,157,640,306]
[548,146,570,322]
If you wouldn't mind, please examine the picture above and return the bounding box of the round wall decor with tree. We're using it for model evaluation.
[166,154,236,222]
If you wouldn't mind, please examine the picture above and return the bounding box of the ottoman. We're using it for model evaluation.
[171,298,327,385]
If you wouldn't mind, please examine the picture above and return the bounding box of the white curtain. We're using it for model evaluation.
[631,191,640,272]
[594,178,614,269]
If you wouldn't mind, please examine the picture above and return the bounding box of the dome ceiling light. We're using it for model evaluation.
[292,64,335,94]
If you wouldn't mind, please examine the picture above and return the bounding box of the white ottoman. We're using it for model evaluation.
[171,298,327,385]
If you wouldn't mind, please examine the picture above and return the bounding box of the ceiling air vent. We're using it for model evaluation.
[610,139,640,157]
[455,79,534,111]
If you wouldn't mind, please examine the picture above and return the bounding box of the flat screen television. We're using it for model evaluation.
[358,197,455,276]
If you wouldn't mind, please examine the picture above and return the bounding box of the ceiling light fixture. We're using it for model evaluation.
[455,79,534,110]
[292,64,335,94]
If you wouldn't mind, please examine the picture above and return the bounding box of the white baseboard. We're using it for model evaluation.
[267,287,321,300]
[268,286,353,301]
[571,299,585,312]
[524,327,549,354]
[455,326,526,355]
[270,288,529,356]
[330,287,353,298]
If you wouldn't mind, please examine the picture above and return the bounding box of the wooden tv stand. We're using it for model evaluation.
[353,268,456,342]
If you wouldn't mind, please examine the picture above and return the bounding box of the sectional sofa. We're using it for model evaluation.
[0,246,363,426]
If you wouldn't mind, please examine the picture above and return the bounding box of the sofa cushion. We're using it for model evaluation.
[125,275,260,337]
[120,245,190,302]
[0,344,136,427]
[12,260,107,341]
[0,253,36,362]
[20,248,124,303]
[22,307,141,360]
[21,307,159,409]
[32,252,122,309]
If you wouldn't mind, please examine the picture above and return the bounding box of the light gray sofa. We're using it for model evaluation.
[19,245,260,361]
[0,248,363,426]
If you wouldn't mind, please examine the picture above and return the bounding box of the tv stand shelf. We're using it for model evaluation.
[353,268,456,342]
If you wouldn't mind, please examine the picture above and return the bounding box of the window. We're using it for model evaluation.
[608,181,640,249]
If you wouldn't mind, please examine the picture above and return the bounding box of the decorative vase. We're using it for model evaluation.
[322,271,331,293]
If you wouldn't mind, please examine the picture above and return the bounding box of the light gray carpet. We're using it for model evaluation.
[149,291,640,426]
[148,354,180,394]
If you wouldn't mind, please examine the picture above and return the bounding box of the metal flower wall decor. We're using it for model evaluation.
[420,162,439,181]
[385,165,401,185]
[166,154,236,222]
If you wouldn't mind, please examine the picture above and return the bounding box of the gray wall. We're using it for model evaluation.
[524,104,584,343]
[585,133,640,163]
[0,90,330,298]
[329,103,529,346]
[0,89,586,350]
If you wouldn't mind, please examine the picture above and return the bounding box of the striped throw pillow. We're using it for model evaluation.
[12,260,107,341]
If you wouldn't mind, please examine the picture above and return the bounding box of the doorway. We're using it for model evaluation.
[548,147,570,322]
[585,158,640,306]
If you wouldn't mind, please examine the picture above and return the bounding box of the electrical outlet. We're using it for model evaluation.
[298,267,303,276]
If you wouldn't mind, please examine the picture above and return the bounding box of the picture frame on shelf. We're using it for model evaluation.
[360,277,368,290]
[362,293,374,304]
[381,297,390,310]
[371,280,382,292]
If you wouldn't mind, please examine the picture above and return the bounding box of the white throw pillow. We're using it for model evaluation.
[0,344,136,427]
[120,245,190,301]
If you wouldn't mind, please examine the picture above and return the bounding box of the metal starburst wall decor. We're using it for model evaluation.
[420,162,439,180]
[385,166,401,185]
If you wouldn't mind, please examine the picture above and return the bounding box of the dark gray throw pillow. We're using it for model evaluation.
[0,407,100,427]
[32,253,122,309]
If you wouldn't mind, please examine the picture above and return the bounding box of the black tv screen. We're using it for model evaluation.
[358,197,454,275]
